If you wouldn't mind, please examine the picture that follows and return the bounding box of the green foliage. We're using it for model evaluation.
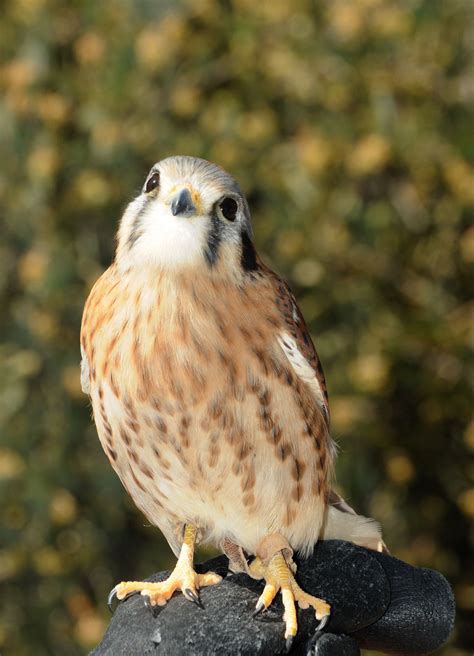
[0,0,472,653]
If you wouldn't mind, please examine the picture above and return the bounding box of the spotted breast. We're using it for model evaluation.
[81,255,333,558]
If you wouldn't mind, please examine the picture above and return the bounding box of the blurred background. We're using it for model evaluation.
[0,0,472,654]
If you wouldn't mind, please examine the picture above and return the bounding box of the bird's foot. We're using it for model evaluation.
[250,540,330,649]
[108,523,222,611]
[109,568,222,610]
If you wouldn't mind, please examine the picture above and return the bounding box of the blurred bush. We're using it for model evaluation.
[0,0,472,653]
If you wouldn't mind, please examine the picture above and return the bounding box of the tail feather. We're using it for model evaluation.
[321,490,387,553]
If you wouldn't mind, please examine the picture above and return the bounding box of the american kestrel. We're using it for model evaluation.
[81,156,382,646]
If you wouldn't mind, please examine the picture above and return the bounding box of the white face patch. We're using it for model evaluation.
[126,197,209,269]
[115,156,251,272]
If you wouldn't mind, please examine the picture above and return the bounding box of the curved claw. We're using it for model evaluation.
[142,594,160,617]
[314,613,329,632]
[253,600,265,618]
[184,587,204,609]
[285,635,294,652]
[108,585,142,612]
[107,585,118,613]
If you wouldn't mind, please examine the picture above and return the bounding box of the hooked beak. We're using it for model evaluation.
[170,188,196,217]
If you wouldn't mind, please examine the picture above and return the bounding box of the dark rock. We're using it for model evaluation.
[92,540,455,656]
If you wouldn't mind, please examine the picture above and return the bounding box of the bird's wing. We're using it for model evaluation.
[268,270,330,426]
[327,489,359,515]
[80,345,91,395]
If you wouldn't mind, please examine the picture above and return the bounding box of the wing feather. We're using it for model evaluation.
[80,346,91,395]
[267,270,330,425]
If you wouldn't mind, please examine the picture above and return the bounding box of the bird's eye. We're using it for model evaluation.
[145,172,160,194]
[218,197,238,222]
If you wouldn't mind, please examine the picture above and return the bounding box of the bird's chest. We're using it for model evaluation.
[82,270,329,552]
[83,271,281,501]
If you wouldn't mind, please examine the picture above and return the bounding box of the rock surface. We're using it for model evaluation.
[92,540,455,655]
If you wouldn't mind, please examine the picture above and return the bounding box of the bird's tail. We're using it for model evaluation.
[321,490,388,553]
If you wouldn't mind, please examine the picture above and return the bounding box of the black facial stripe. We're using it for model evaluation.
[204,215,222,267]
[127,198,150,249]
[240,230,258,271]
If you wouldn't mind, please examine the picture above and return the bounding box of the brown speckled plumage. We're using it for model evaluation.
[82,256,333,556]
[81,156,381,566]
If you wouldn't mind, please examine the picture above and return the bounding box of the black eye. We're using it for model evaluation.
[145,171,160,193]
[218,197,238,222]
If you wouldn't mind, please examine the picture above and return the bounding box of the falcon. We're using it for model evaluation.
[81,156,382,646]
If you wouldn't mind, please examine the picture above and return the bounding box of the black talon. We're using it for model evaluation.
[315,614,329,632]
[184,588,204,609]
[285,636,294,652]
[108,586,143,613]
[108,586,118,613]
[143,595,160,617]
[143,595,152,611]
[253,600,265,617]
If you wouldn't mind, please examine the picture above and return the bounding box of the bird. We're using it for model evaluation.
[80,155,382,647]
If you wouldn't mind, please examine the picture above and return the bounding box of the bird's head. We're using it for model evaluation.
[116,156,257,274]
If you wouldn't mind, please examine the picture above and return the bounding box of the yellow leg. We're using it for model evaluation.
[249,551,330,649]
[109,524,222,609]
